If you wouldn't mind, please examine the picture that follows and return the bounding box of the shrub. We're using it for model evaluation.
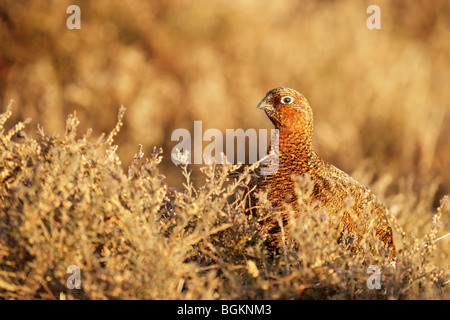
[0,104,448,299]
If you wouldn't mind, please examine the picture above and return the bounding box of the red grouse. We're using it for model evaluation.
[245,87,395,258]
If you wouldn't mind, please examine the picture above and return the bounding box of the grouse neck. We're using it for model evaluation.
[277,127,313,155]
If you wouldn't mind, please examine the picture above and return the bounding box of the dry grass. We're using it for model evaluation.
[0,105,448,299]
[0,0,449,299]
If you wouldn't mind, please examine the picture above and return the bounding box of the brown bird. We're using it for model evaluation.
[245,87,395,258]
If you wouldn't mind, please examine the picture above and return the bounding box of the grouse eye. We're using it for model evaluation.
[280,96,294,104]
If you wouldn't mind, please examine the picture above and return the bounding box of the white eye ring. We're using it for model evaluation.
[280,96,294,104]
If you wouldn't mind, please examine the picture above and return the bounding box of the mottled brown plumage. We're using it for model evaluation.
[245,87,395,258]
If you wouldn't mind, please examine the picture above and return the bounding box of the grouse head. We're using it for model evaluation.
[257,87,313,135]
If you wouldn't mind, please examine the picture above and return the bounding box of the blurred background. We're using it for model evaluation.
[1,0,449,205]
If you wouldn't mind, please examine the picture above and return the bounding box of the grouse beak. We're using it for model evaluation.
[256,97,275,111]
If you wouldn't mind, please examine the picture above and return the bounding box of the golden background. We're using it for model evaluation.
[1,0,449,202]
